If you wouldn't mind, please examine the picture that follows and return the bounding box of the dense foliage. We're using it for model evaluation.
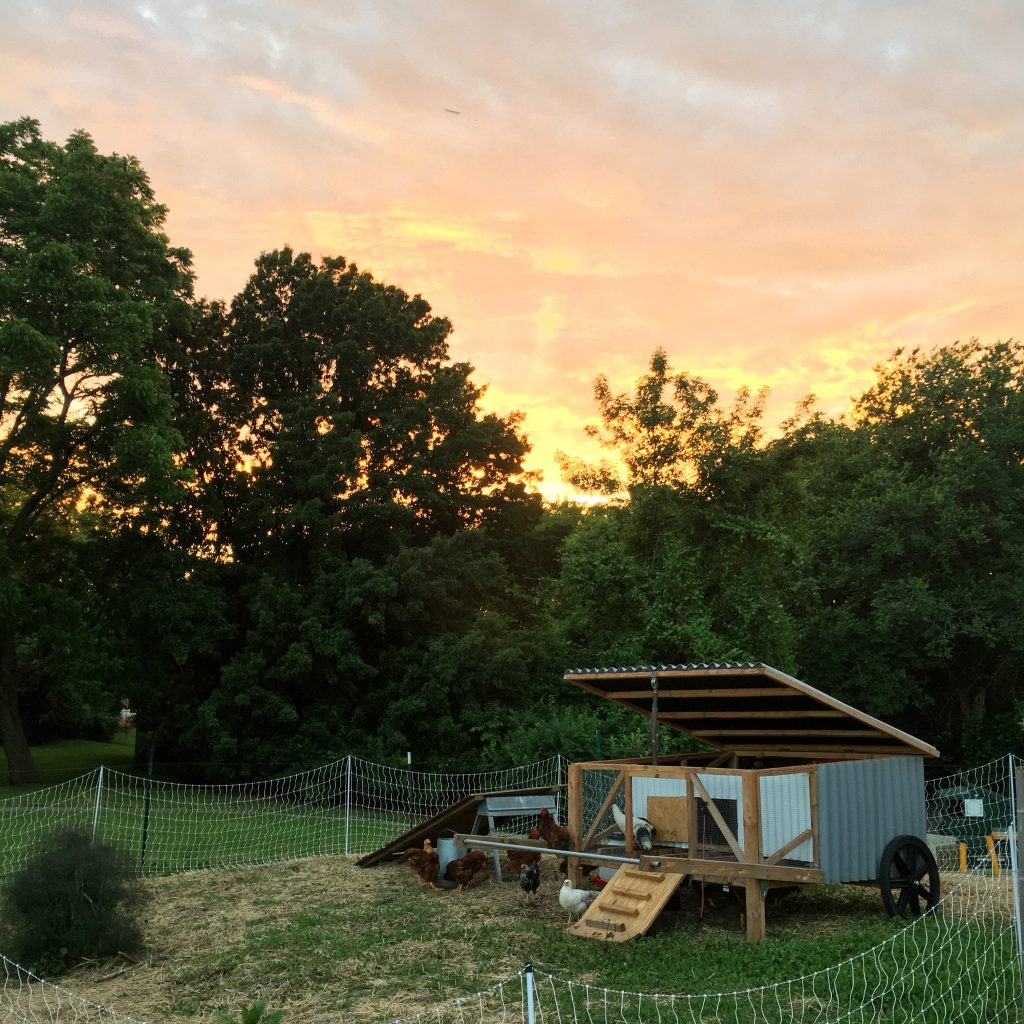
[1,827,148,972]
[1,118,1021,781]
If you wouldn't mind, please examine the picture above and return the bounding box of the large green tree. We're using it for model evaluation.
[150,249,548,774]
[0,118,193,782]
[791,341,1024,760]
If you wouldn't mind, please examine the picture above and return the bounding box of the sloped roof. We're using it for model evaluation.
[563,662,939,760]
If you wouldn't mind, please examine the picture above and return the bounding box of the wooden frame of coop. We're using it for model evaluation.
[558,663,940,943]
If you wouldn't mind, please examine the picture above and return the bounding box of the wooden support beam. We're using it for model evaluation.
[694,729,881,738]
[808,767,819,866]
[745,882,766,942]
[742,771,762,866]
[623,768,635,858]
[568,762,583,887]
[706,750,736,768]
[764,828,813,865]
[639,854,824,885]
[606,687,799,699]
[664,710,846,719]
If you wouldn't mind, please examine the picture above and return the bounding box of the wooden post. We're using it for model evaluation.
[624,766,635,858]
[649,670,659,766]
[808,766,819,867]
[568,762,583,887]
[742,770,765,942]
[745,881,767,942]
[686,771,698,861]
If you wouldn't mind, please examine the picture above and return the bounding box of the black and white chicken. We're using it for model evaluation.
[612,802,656,851]
[518,861,541,901]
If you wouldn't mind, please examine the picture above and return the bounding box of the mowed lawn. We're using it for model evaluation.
[0,732,137,797]
[0,736,424,876]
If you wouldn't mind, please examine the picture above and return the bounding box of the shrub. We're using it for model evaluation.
[1,827,148,973]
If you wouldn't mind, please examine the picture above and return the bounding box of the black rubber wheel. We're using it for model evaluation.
[878,835,940,918]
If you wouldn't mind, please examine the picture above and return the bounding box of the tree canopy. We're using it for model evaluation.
[0,118,194,781]
[3,116,1022,781]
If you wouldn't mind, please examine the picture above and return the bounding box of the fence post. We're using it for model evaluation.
[140,743,155,867]
[344,755,352,856]
[1011,755,1024,1005]
[525,961,536,1024]
[91,766,105,841]
[406,751,413,830]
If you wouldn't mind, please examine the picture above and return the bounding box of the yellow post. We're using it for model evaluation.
[959,842,967,873]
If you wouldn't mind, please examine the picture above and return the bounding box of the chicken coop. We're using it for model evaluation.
[553,662,941,942]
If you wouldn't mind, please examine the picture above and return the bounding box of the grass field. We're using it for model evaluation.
[0,732,136,798]
[33,856,1017,1024]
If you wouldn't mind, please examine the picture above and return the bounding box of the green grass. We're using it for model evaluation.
[0,732,136,798]
[54,857,1017,1024]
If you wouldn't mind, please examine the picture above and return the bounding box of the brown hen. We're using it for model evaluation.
[403,839,440,889]
[444,850,488,893]
[507,827,543,876]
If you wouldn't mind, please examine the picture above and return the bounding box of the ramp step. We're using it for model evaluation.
[601,903,640,917]
[584,918,626,932]
[616,888,654,901]
[624,869,664,882]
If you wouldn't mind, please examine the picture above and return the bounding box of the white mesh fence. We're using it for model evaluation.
[0,756,568,878]
[349,755,568,852]
[0,952,144,1024]
[0,755,1019,1024]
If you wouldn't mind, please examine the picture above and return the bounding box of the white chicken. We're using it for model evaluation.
[559,878,598,921]
[612,802,656,851]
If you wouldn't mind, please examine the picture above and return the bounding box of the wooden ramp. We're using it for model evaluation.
[569,866,684,942]
[355,786,559,868]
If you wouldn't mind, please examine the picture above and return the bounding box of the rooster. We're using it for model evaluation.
[403,839,440,889]
[444,850,488,893]
[612,803,656,851]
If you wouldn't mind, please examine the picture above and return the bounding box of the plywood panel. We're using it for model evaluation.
[646,796,689,841]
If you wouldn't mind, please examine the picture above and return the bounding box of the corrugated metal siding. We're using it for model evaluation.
[759,773,813,862]
[817,757,926,883]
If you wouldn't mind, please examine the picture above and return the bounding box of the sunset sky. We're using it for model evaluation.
[5,2,1024,498]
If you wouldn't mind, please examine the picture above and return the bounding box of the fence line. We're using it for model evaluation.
[0,754,569,878]
[0,754,1019,1024]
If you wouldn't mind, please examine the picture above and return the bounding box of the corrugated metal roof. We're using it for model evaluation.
[562,663,939,760]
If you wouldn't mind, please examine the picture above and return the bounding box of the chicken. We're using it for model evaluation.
[444,850,488,893]
[537,808,572,851]
[536,809,599,879]
[559,878,598,921]
[519,861,541,901]
[404,839,440,889]
[612,802,656,851]
[507,827,542,877]
[537,807,572,875]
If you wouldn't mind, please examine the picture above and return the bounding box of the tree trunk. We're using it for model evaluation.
[0,625,37,785]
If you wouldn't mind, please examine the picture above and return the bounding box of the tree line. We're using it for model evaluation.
[1,118,1021,785]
